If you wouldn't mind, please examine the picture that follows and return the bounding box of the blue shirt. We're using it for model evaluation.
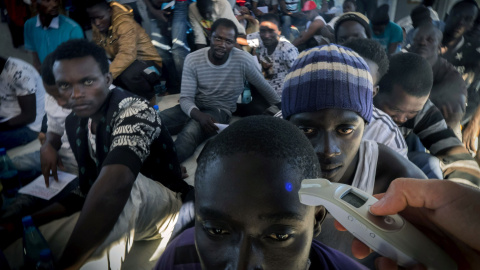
[24,15,84,63]
[371,21,403,53]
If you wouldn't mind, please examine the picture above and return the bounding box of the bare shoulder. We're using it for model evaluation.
[374,143,427,194]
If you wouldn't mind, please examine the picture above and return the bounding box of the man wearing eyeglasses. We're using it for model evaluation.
[159,18,281,163]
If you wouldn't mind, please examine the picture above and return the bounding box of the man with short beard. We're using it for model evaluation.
[159,18,280,163]
[24,0,84,71]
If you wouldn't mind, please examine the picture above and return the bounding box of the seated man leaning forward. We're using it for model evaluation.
[4,39,192,269]
[155,115,368,269]
[86,0,163,104]
[159,18,281,163]
[281,44,426,260]
[374,52,480,186]
[342,38,408,158]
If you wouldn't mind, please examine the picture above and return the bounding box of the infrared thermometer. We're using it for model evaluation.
[298,178,457,270]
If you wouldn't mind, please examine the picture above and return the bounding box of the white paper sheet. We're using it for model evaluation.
[257,6,268,13]
[18,171,77,200]
[214,123,229,133]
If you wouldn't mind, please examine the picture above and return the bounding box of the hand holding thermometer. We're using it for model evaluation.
[298,178,457,270]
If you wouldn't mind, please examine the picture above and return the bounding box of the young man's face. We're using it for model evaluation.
[372,23,387,36]
[412,25,440,63]
[374,84,429,126]
[86,4,112,33]
[342,1,355,13]
[445,3,478,39]
[195,153,320,269]
[53,56,112,118]
[289,109,364,183]
[210,26,236,61]
[259,21,281,47]
[336,21,368,44]
[37,0,59,17]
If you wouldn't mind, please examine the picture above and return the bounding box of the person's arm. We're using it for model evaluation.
[430,63,467,128]
[284,44,299,69]
[237,37,249,46]
[337,178,480,269]
[60,99,162,268]
[244,55,281,105]
[374,144,427,194]
[292,20,325,47]
[189,3,208,48]
[40,132,64,187]
[414,101,480,186]
[269,4,279,13]
[32,52,41,72]
[179,56,200,116]
[144,0,170,23]
[387,23,403,55]
[387,42,400,55]
[108,22,139,79]
[251,1,264,16]
[40,95,72,186]
[278,0,291,14]
[58,164,135,269]
[190,108,219,134]
[463,105,480,154]
[0,94,36,131]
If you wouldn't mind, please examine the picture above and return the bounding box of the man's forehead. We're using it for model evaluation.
[196,154,301,194]
[260,21,279,30]
[214,26,235,36]
[52,56,102,79]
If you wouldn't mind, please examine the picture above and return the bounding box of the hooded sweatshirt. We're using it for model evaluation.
[91,1,162,79]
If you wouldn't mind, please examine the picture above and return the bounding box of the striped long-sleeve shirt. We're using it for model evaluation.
[179,48,281,117]
[364,106,408,158]
[401,99,480,186]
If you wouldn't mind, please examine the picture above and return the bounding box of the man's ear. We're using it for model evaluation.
[372,85,379,97]
[105,72,113,88]
[313,206,327,237]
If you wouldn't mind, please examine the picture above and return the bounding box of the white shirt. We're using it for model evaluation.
[0,57,45,132]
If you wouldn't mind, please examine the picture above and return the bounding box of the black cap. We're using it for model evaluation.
[335,12,372,39]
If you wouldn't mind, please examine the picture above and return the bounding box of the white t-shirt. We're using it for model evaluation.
[45,94,71,150]
[247,32,298,96]
[0,57,45,132]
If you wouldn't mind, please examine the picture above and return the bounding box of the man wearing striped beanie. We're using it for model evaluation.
[282,44,426,262]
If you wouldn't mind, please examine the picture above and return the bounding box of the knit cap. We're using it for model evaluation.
[281,44,373,122]
[334,12,372,39]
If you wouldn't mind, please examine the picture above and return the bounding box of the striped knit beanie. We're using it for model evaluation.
[281,44,373,122]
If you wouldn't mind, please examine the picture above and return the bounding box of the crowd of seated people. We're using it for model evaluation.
[1,0,480,269]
